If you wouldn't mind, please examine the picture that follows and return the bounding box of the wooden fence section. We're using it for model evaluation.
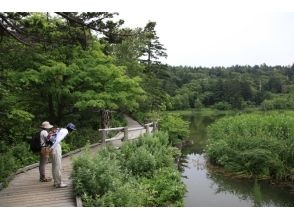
[0,116,157,207]
[99,121,157,143]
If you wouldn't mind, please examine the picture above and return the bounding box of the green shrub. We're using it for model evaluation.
[65,127,101,150]
[125,147,156,177]
[72,147,123,198]
[159,114,190,144]
[129,111,147,124]
[0,141,38,183]
[140,167,186,206]
[0,151,19,183]
[214,102,232,110]
[12,142,38,165]
[72,132,186,206]
[91,178,149,207]
[261,95,294,111]
[120,132,178,172]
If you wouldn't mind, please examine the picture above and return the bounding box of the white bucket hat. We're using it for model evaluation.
[40,121,53,129]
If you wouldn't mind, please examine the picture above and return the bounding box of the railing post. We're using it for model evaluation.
[145,124,150,134]
[123,126,128,141]
[153,121,157,133]
[101,130,106,144]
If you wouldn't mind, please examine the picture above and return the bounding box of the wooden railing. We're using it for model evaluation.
[98,122,158,144]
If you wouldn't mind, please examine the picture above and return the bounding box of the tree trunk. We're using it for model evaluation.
[147,43,151,70]
[100,109,111,129]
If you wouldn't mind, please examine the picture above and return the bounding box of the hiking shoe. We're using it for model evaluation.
[55,183,68,188]
[40,177,52,182]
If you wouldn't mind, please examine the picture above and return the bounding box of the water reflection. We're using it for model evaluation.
[180,111,294,207]
[206,163,294,206]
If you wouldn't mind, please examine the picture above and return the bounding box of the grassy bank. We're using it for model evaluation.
[206,112,294,181]
[167,107,263,116]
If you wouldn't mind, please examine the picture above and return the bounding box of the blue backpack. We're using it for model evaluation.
[46,128,59,147]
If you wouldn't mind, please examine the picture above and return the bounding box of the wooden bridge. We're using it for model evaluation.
[0,116,157,207]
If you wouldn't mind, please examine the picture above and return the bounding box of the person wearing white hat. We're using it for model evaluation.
[39,121,54,182]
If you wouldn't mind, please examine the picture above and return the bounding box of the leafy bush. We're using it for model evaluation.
[120,132,179,173]
[6,109,35,143]
[125,147,156,177]
[159,114,189,144]
[12,142,38,165]
[0,151,19,183]
[72,132,186,206]
[90,178,149,207]
[0,141,38,183]
[65,127,101,150]
[140,167,186,206]
[72,147,123,198]
[207,112,294,180]
[214,101,232,110]
[130,111,147,124]
[261,94,294,111]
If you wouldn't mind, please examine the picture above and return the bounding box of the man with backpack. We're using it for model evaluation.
[39,121,54,182]
[49,123,76,188]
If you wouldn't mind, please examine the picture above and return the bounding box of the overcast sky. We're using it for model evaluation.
[4,0,294,67]
[119,10,294,67]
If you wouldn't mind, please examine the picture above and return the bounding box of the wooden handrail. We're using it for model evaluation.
[128,126,144,132]
[100,121,158,144]
[98,127,125,132]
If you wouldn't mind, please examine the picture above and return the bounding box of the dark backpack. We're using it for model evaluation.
[30,131,42,153]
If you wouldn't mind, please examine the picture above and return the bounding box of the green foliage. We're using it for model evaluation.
[111,28,146,77]
[72,132,185,206]
[65,127,100,150]
[159,114,190,144]
[0,141,38,183]
[130,111,148,124]
[72,147,123,197]
[141,21,167,66]
[207,112,294,180]
[261,94,294,110]
[6,109,35,143]
[165,65,293,110]
[0,151,19,183]
[213,102,232,110]
[87,178,149,207]
[0,14,145,185]
[125,147,156,177]
[119,132,178,175]
[140,167,186,206]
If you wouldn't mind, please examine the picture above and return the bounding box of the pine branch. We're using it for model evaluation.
[0,22,31,46]
[55,12,134,38]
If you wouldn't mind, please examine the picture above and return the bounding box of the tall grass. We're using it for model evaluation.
[206,112,294,181]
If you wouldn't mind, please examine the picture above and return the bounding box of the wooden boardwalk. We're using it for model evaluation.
[0,116,147,207]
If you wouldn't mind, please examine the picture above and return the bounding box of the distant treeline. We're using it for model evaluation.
[159,64,294,110]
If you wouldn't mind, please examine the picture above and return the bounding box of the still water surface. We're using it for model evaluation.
[180,111,294,207]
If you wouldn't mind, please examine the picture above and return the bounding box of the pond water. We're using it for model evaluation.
[180,111,294,207]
